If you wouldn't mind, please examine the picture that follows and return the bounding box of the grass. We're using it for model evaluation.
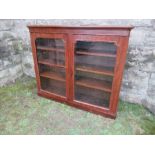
[0,76,155,135]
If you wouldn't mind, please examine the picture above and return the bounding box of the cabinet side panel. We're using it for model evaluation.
[30,33,41,92]
[109,36,129,115]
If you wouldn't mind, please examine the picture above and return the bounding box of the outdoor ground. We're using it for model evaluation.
[0,76,155,135]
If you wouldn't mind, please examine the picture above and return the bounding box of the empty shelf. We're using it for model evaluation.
[76,51,116,58]
[37,46,65,53]
[38,59,65,68]
[40,71,65,82]
[76,78,112,93]
[76,65,114,76]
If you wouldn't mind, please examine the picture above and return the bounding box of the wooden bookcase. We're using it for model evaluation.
[28,25,133,118]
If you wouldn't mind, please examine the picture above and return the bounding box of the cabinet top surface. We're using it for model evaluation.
[28,25,134,30]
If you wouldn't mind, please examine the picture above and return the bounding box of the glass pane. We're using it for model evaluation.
[35,38,66,97]
[74,41,117,108]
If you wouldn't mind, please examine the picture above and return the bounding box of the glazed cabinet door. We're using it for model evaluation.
[71,34,121,115]
[31,33,69,101]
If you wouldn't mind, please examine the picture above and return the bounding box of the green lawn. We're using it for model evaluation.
[0,76,155,135]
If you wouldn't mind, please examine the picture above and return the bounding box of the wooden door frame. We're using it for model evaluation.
[69,34,125,118]
[30,33,69,102]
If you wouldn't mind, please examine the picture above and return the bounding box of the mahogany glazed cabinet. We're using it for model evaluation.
[28,25,133,118]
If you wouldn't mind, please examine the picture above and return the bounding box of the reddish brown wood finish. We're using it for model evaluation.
[28,25,133,118]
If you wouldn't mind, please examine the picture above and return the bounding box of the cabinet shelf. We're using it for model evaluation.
[37,46,65,53]
[76,65,114,76]
[40,71,65,82]
[76,78,112,93]
[38,59,65,68]
[76,51,116,58]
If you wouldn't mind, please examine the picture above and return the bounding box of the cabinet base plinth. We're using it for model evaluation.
[38,91,116,119]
